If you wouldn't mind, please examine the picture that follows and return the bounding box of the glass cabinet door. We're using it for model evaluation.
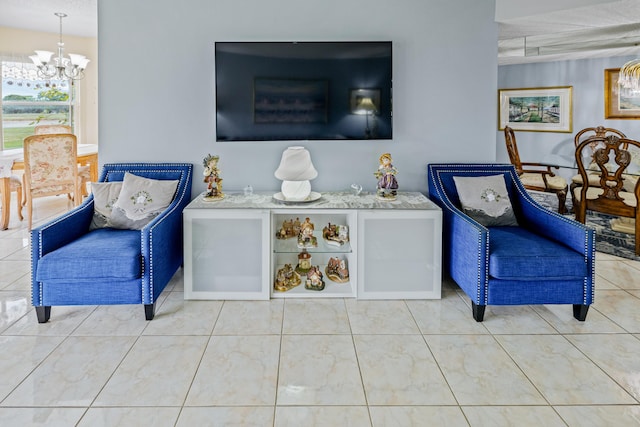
[184,209,270,300]
[357,210,442,299]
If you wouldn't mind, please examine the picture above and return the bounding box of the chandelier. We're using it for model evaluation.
[29,12,90,81]
[618,58,640,93]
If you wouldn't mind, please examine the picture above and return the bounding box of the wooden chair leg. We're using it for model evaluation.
[556,188,567,215]
[36,306,51,323]
[15,185,23,221]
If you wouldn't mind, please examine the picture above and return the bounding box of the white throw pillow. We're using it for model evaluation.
[108,172,179,230]
[453,174,518,226]
[89,181,123,230]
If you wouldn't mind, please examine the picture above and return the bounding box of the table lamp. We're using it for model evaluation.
[274,146,318,201]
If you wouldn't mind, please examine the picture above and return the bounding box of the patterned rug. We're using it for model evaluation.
[529,191,639,261]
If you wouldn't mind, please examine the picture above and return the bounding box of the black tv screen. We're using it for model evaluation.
[215,41,392,141]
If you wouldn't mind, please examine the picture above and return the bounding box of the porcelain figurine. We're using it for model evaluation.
[374,152,398,201]
[276,217,301,240]
[297,217,317,248]
[274,263,301,292]
[325,257,349,283]
[202,154,224,201]
[295,249,312,274]
[305,265,325,291]
[322,223,349,246]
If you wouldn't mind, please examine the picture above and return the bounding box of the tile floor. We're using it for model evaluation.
[1,195,640,426]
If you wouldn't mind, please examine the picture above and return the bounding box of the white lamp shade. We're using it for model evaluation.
[274,146,318,181]
[35,50,54,64]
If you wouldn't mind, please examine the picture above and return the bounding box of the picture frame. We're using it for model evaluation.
[350,88,381,114]
[498,86,573,133]
[253,78,328,124]
[604,68,640,119]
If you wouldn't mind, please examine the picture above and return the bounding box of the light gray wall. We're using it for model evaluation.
[497,55,640,180]
[98,0,498,196]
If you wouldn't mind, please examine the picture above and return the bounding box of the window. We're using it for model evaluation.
[1,61,76,150]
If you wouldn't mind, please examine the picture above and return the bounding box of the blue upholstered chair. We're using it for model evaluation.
[31,163,193,323]
[427,164,595,322]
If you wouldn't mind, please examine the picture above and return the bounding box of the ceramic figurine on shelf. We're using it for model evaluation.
[325,257,349,283]
[305,265,325,291]
[202,154,224,201]
[322,223,349,246]
[297,217,317,248]
[295,249,312,274]
[276,217,301,240]
[274,263,301,292]
[374,152,398,201]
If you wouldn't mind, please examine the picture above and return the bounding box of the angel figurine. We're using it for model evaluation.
[374,152,398,200]
[203,154,224,201]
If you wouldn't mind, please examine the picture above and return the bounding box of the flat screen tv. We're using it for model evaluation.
[215,41,392,141]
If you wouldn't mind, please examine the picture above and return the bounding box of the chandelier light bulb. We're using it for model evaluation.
[29,12,90,81]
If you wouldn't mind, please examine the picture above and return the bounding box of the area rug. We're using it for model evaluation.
[528,191,639,261]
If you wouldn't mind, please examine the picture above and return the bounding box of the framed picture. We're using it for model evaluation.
[604,68,640,119]
[498,86,573,132]
[350,88,381,114]
[253,78,328,124]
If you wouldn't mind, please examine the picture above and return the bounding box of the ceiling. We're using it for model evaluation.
[0,0,639,65]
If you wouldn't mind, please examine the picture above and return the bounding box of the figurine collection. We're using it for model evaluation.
[274,217,350,292]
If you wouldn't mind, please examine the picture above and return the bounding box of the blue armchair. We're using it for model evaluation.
[427,164,595,322]
[31,163,193,322]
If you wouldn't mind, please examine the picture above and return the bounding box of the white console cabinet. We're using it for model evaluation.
[183,192,442,300]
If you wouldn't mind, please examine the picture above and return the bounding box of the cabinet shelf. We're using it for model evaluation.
[183,191,442,300]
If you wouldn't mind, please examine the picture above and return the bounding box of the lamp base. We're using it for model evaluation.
[281,180,311,201]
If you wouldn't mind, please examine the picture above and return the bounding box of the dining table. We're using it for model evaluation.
[0,143,98,230]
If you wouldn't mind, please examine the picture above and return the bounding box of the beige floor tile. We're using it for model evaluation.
[0,408,86,427]
[3,305,96,336]
[592,290,640,332]
[94,335,208,406]
[213,300,284,335]
[497,334,636,404]
[566,333,640,401]
[407,291,489,334]
[462,406,567,427]
[142,292,222,336]
[354,334,456,405]
[0,336,64,401]
[425,334,546,405]
[277,335,365,405]
[533,304,626,333]
[275,406,371,427]
[369,406,468,427]
[177,407,275,427]
[345,300,420,334]
[186,335,280,406]
[77,407,180,427]
[554,405,640,426]
[283,298,350,334]
[2,336,135,407]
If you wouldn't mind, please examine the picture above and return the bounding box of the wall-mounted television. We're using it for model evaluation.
[215,41,392,141]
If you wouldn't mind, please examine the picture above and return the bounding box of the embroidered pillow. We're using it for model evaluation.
[453,174,519,226]
[108,172,179,230]
[89,181,123,230]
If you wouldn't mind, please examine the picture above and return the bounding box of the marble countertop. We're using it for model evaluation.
[185,191,441,211]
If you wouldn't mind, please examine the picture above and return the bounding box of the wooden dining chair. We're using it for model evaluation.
[504,126,569,214]
[0,176,24,228]
[31,124,90,198]
[34,124,73,135]
[23,134,82,229]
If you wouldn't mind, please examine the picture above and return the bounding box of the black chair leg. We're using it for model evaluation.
[472,301,485,322]
[573,304,589,321]
[144,303,156,321]
[36,306,51,323]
